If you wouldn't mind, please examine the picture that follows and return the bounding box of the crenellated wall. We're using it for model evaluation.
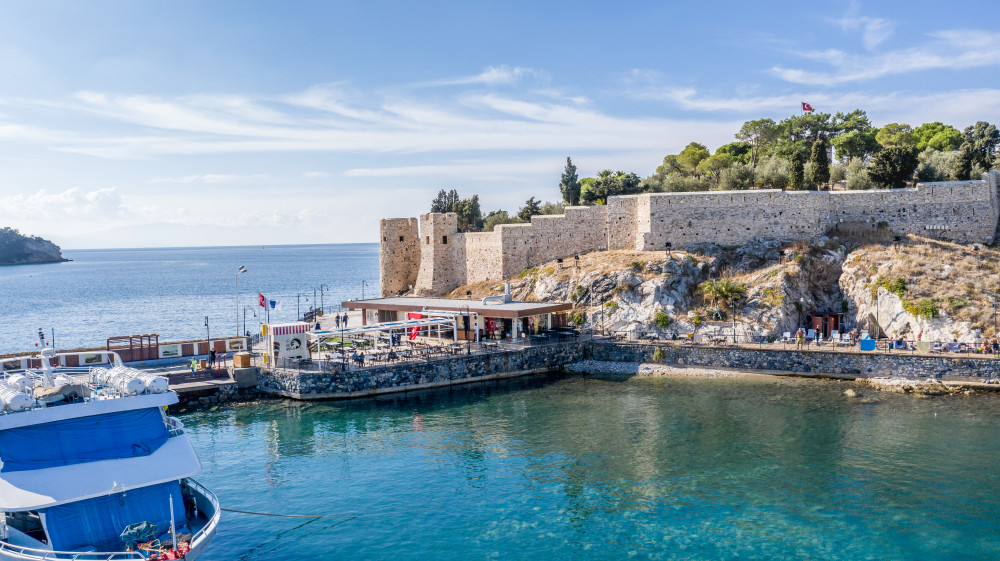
[393,173,1000,296]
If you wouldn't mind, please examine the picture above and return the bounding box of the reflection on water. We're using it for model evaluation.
[185,374,1000,560]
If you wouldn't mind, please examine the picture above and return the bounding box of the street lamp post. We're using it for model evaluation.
[320,284,328,314]
[204,316,210,358]
[235,265,247,336]
[362,280,368,300]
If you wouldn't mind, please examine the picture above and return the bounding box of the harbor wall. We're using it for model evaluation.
[258,342,588,399]
[587,342,1000,379]
[386,172,1000,296]
[256,340,1000,402]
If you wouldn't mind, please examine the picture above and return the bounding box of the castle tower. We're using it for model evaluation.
[413,213,462,296]
[379,218,420,297]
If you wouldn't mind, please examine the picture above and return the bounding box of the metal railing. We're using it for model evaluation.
[273,330,596,374]
[185,478,221,550]
[0,539,147,560]
[165,416,185,437]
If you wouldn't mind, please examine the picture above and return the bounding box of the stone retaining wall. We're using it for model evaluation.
[589,342,1000,379]
[260,342,587,399]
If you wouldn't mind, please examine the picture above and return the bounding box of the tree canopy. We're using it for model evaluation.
[868,147,919,188]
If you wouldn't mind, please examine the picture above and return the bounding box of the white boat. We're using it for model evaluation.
[0,347,219,560]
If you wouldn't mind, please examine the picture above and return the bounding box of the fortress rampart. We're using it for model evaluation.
[381,172,1000,297]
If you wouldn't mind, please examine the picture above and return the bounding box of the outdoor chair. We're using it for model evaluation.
[859,339,877,352]
[781,331,792,343]
[916,341,931,353]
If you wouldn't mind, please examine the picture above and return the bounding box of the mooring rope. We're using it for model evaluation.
[221,507,357,520]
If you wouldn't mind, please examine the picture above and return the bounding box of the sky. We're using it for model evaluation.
[0,0,998,248]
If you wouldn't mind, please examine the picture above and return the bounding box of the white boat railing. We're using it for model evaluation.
[165,416,185,438]
[0,539,146,560]
[185,478,221,547]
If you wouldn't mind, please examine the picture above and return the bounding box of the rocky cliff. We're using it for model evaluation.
[446,234,996,343]
[0,227,68,265]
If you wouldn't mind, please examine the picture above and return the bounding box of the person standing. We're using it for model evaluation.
[209,348,216,367]
[343,313,349,327]
[795,327,806,350]
[335,314,341,329]
[189,357,197,375]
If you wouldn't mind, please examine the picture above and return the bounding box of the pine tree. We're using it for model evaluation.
[788,152,804,190]
[559,157,580,206]
[809,139,830,189]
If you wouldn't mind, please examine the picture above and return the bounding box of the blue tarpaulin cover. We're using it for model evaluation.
[43,480,185,552]
[0,408,169,472]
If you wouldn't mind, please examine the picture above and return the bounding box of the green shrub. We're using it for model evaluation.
[652,347,665,362]
[691,311,703,327]
[947,297,969,310]
[870,277,907,300]
[630,260,646,273]
[517,267,537,279]
[571,311,587,326]
[903,298,939,319]
[654,311,671,329]
[604,300,618,313]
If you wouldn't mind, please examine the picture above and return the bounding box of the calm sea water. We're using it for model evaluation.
[0,244,378,354]
[184,375,1000,561]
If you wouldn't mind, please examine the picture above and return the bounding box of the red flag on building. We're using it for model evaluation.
[258,293,266,307]
[801,102,814,112]
[408,312,422,340]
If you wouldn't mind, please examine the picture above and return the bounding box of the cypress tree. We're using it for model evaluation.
[954,142,974,180]
[809,139,830,189]
[559,157,581,206]
[788,151,804,190]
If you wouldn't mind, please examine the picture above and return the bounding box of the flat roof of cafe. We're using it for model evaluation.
[341,297,573,318]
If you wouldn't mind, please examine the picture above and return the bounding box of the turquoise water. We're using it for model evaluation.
[184,375,1000,560]
[0,244,377,353]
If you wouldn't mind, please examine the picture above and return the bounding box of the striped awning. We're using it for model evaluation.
[268,322,311,335]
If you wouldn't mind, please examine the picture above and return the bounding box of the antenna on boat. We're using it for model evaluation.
[35,329,56,387]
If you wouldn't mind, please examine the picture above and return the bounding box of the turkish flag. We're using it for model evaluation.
[407,313,422,340]
[801,102,814,112]
[258,293,266,307]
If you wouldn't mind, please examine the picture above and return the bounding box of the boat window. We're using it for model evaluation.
[5,510,47,544]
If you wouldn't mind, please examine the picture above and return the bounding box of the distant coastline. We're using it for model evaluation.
[0,227,69,266]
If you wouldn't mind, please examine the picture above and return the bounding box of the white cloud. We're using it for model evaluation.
[302,171,329,179]
[150,173,271,184]
[831,1,894,50]
[772,29,1000,85]
[0,187,124,218]
[419,65,541,87]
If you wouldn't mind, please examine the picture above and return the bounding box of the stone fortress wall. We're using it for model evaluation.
[381,172,1000,297]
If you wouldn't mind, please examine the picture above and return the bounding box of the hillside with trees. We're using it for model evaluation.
[0,227,68,266]
[427,111,1000,231]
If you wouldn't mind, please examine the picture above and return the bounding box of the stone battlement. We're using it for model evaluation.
[381,173,1000,296]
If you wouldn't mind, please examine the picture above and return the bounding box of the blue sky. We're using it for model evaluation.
[0,0,997,248]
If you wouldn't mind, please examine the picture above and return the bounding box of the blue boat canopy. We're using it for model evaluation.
[43,480,185,552]
[0,408,169,472]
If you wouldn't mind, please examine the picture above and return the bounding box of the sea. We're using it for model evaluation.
[0,244,379,355]
[186,374,1000,560]
[4,244,999,559]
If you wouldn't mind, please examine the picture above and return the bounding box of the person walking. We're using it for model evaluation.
[335,314,341,329]
[189,357,197,375]
[343,313,349,327]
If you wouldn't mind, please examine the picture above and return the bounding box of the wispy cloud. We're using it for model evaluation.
[0,187,123,218]
[771,29,1000,85]
[831,1,894,50]
[418,65,541,87]
[150,173,271,184]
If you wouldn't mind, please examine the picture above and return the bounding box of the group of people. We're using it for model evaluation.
[334,313,350,329]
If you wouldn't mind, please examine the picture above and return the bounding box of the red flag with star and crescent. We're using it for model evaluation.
[259,293,266,307]
[801,102,814,112]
